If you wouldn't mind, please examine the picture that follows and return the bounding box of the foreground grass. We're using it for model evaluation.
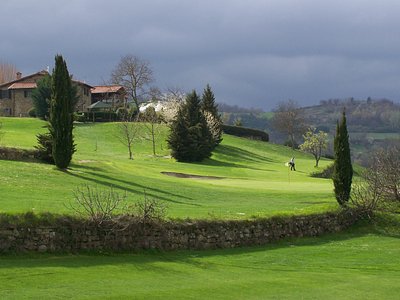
[1,216,399,299]
[0,118,336,218]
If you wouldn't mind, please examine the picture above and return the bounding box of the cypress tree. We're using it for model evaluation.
[201,84,222,149]
[332,109,353,206]
[168,90,212,162]
[49,55,75,169]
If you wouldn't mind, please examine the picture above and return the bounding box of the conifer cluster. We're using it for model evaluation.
[168,85,222,162]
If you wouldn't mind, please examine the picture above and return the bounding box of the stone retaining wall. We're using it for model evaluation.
[0,209,362,253]
[0,147,39,161]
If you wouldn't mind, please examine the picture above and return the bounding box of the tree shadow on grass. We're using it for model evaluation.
[66,170,200,207]
[214,145,274,163]
[190,145,278,171]
[201,158,279,172]
[69,163,105,173]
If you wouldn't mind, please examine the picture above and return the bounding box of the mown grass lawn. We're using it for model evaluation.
[0,118,399,299]
[0,216,399,299]
[0,117,336,218]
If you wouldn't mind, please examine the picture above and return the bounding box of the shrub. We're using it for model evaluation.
[283,139,299,149]
[133,191,167,224]
[116,106,137,121]
[69,184,128,225]
[73,112,86,122]
[84,111,117,122]
[35,132,54,163]
[222,124,269,141]
[28,107,36,118]
[116,107,129,120]
[310,164,334,178]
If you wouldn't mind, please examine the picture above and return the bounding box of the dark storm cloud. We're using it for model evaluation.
[2,0,400,110]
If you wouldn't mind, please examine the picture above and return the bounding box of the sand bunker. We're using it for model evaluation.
[78,160,96,163]
[161,171,225,180]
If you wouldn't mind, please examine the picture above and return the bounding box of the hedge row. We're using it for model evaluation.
[222,125,269,141]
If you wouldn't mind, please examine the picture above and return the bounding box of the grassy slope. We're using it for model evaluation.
[0,117,335,218]
[0,217,399,299]
[0,118,399,299]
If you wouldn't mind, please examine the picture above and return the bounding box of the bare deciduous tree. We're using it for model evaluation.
[271,100,307,149]
[141,106,163,156]
[365,145,400,202]
[69,184,128,225]
[166,86,186,101]
[352,143,400,215]
[133,190,167,224]
[117,112,140,160]
[0,62,17,84]
[148,86,162,102]
[110,55,154,111]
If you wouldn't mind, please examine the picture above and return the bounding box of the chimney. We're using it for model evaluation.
[16,72,22,80]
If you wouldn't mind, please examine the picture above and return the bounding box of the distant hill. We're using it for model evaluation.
[218,99,400,166]
[302,98,400,134]
[301,98,400,165]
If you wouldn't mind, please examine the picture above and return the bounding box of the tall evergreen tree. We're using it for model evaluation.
[168,105,190,161]
[168,90,212,162]
[332,109,353,206]
[201,84,222,149]
[49,55,75,169]
[31,74,51,119]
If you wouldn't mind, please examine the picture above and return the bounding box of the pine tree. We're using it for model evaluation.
[201,84,222,149]
[332,109,353,206]
[168,105,190,161]
[49,55,75,169]
[168,90,212,162]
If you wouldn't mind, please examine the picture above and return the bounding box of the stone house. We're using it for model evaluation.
[0,70,92,117]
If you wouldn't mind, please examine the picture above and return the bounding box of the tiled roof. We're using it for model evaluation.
[91,85,124,94]
[8,82,37,89]
[72,79,93,88]
[88,101,113,109]
[0,70,93,89]
[0,70,48,88]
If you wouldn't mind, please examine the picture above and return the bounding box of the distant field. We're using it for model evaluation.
[0,216,399,299]
[350,132,400,140]
[0,117,335,218]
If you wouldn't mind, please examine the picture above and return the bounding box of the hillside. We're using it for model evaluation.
[220,98,400,134]
[0,117,336,218]
[302,98,400,133]
[220,99,400,165]
[1,118,399,300]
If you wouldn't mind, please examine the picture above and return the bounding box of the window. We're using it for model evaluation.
[0,90,10,99]
[24,90,31,98]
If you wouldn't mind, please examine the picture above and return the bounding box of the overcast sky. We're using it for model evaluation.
[2,0,400,110]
